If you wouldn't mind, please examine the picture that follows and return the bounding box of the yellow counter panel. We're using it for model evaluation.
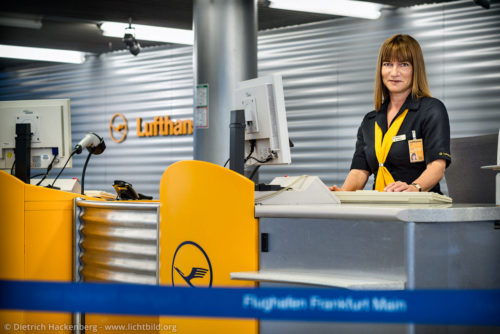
[159,160,259,334]
[0,170,83,333]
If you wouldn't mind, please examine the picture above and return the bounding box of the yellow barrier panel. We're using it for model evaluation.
[159,160,259,334]
[0,170,80,333]
[0,171,158,333]
[0,171,25,281]
[0,171,25,331]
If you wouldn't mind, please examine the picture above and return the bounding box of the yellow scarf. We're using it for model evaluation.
[374,109,409,191]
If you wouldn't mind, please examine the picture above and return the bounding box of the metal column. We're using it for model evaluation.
[193,0,257,165]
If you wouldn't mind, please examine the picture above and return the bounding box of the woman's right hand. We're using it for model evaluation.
[330,169,370,192]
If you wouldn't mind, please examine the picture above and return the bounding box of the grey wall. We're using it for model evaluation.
[1,0,499,197]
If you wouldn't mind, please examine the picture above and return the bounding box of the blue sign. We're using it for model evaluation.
[1,280,499,326]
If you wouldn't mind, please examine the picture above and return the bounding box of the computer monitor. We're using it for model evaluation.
[234,73,291,167]
[0,99,72,171]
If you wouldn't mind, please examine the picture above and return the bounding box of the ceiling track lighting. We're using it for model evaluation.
[0,44,86,64]
[0,15,43,29]
[266,0,383,20]
[100,21,193,45]
[123,18,141,56]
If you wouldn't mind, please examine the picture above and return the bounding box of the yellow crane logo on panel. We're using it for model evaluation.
[171,241,213,288]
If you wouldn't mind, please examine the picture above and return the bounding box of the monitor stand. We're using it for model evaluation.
[229,109,245,176]
[14,123,31,184]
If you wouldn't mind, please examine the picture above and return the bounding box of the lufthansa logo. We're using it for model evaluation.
[171,241,213,288]
[109,113,128,143]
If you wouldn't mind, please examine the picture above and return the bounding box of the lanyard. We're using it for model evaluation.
[374,109,409,191]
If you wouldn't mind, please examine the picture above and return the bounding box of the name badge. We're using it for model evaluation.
[393,134,406,142]
[408,139,425,163]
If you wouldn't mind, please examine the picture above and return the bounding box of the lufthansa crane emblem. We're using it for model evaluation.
[109,113,128,143]
[171,241,213,288]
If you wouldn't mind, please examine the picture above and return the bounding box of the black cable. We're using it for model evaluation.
[244,140,273,164]
[50,150,77,188]
[10,160,15,175]
[247,155,273,164]
[223,140,255,169]
[244,140,256,162]
[80,150,93,195]
[34,153,58,186]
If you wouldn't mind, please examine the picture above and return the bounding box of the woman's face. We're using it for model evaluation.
[381,59,413,95]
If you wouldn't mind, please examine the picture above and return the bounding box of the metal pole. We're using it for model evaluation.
[73,198,84,334]
[193,0,257,165]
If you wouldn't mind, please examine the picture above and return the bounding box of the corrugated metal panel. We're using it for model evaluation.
[0,46,194,198]
[1,0,499,196]
[257,0,500,192]
[76,200,159,285]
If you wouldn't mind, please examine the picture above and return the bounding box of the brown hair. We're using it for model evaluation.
[374,34,431,111]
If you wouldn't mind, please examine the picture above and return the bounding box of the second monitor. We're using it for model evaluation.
[0,99,72,171]
[234,73,291,167]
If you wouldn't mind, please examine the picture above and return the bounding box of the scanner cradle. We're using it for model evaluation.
[255,175,340,205]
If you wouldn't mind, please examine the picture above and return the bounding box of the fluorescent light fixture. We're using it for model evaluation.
[268,0,383,20]
[100,22,193,45]
[0,45,86,64]
[0,16,42,29]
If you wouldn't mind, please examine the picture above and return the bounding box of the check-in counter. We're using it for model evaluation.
[231,203,500,333]
[0,170,92,333]
[3,163,500,334]
[1,161,259,334]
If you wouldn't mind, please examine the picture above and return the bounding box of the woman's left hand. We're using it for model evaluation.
[384,181,418,192]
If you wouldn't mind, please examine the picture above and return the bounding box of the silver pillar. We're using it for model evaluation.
[193,0,257,164]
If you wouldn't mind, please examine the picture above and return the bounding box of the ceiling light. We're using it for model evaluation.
[0,45,86,64]
[100,22,193,45]
[0,15,42,29]
[268,0,383,20]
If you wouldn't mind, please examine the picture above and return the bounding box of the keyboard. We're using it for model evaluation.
[334,190,452,204]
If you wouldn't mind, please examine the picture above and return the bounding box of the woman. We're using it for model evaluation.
[330,34,451,193]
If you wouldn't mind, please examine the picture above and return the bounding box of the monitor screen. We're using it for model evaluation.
[234,74,291,166]
[0,99,72,170]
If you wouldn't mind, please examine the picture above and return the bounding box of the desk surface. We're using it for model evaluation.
[255,204,500,222]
